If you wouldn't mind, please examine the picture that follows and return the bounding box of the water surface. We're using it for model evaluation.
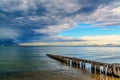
[0,46,120,80]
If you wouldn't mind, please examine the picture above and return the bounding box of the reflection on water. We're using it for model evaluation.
[0,46,120,80]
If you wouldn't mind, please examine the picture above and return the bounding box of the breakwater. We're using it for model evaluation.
[47,54,120,77]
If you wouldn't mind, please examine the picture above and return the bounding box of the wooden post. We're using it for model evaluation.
[96,64,100,74]
[112,64,120,77]
[69,59,72,66]
[81,61,86,69]
[76,61,80,68]
[107,64,113,76]
[81,61,85,69]
[91,63,95,73]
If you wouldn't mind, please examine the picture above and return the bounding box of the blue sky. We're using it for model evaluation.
[0,0,120,46]
[59,23,120,37]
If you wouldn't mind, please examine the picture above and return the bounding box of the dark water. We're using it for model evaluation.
[0,46,120,80]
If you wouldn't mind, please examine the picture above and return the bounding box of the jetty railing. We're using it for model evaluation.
[47,54,120,77]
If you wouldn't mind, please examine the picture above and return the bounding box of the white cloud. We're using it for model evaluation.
[111,7,120,15]
[34,23,76,34]
[90,5,120,27]
[81,35,120,46]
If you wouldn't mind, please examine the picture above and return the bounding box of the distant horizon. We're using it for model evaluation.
[18,42,120,47]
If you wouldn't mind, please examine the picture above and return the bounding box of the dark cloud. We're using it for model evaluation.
[0,39,18,46]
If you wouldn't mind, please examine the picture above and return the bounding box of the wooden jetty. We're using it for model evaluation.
[47,54,120,77]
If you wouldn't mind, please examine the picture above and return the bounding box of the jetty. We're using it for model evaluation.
[47,54,120,77]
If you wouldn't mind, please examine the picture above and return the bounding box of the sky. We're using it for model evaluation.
[0,0,120,46]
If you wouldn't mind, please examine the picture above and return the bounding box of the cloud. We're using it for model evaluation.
[0,27,20,45]
[111,7,120,15]
[0,0,120,43]
[40,36,84,42]
[33,23,76,34]
[19,35,120,46]
[90,4,120,27]
[81,35,120,46]
[0,27,19,39]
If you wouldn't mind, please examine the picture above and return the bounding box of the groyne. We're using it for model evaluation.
[47,54,120,77]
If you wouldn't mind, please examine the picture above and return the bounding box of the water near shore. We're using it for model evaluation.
[0,46,120,80]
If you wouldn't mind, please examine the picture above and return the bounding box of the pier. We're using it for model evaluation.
[47,54,120,77]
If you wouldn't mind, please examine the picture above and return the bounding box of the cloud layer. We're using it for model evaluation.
[20,35,120,46]
[0,0,120,45]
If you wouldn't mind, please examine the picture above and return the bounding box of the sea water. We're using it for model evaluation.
[0,46,120,80]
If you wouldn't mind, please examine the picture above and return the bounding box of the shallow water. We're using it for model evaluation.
[0,46,120,80]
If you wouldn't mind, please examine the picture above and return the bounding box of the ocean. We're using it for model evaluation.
[0,46,120,80]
